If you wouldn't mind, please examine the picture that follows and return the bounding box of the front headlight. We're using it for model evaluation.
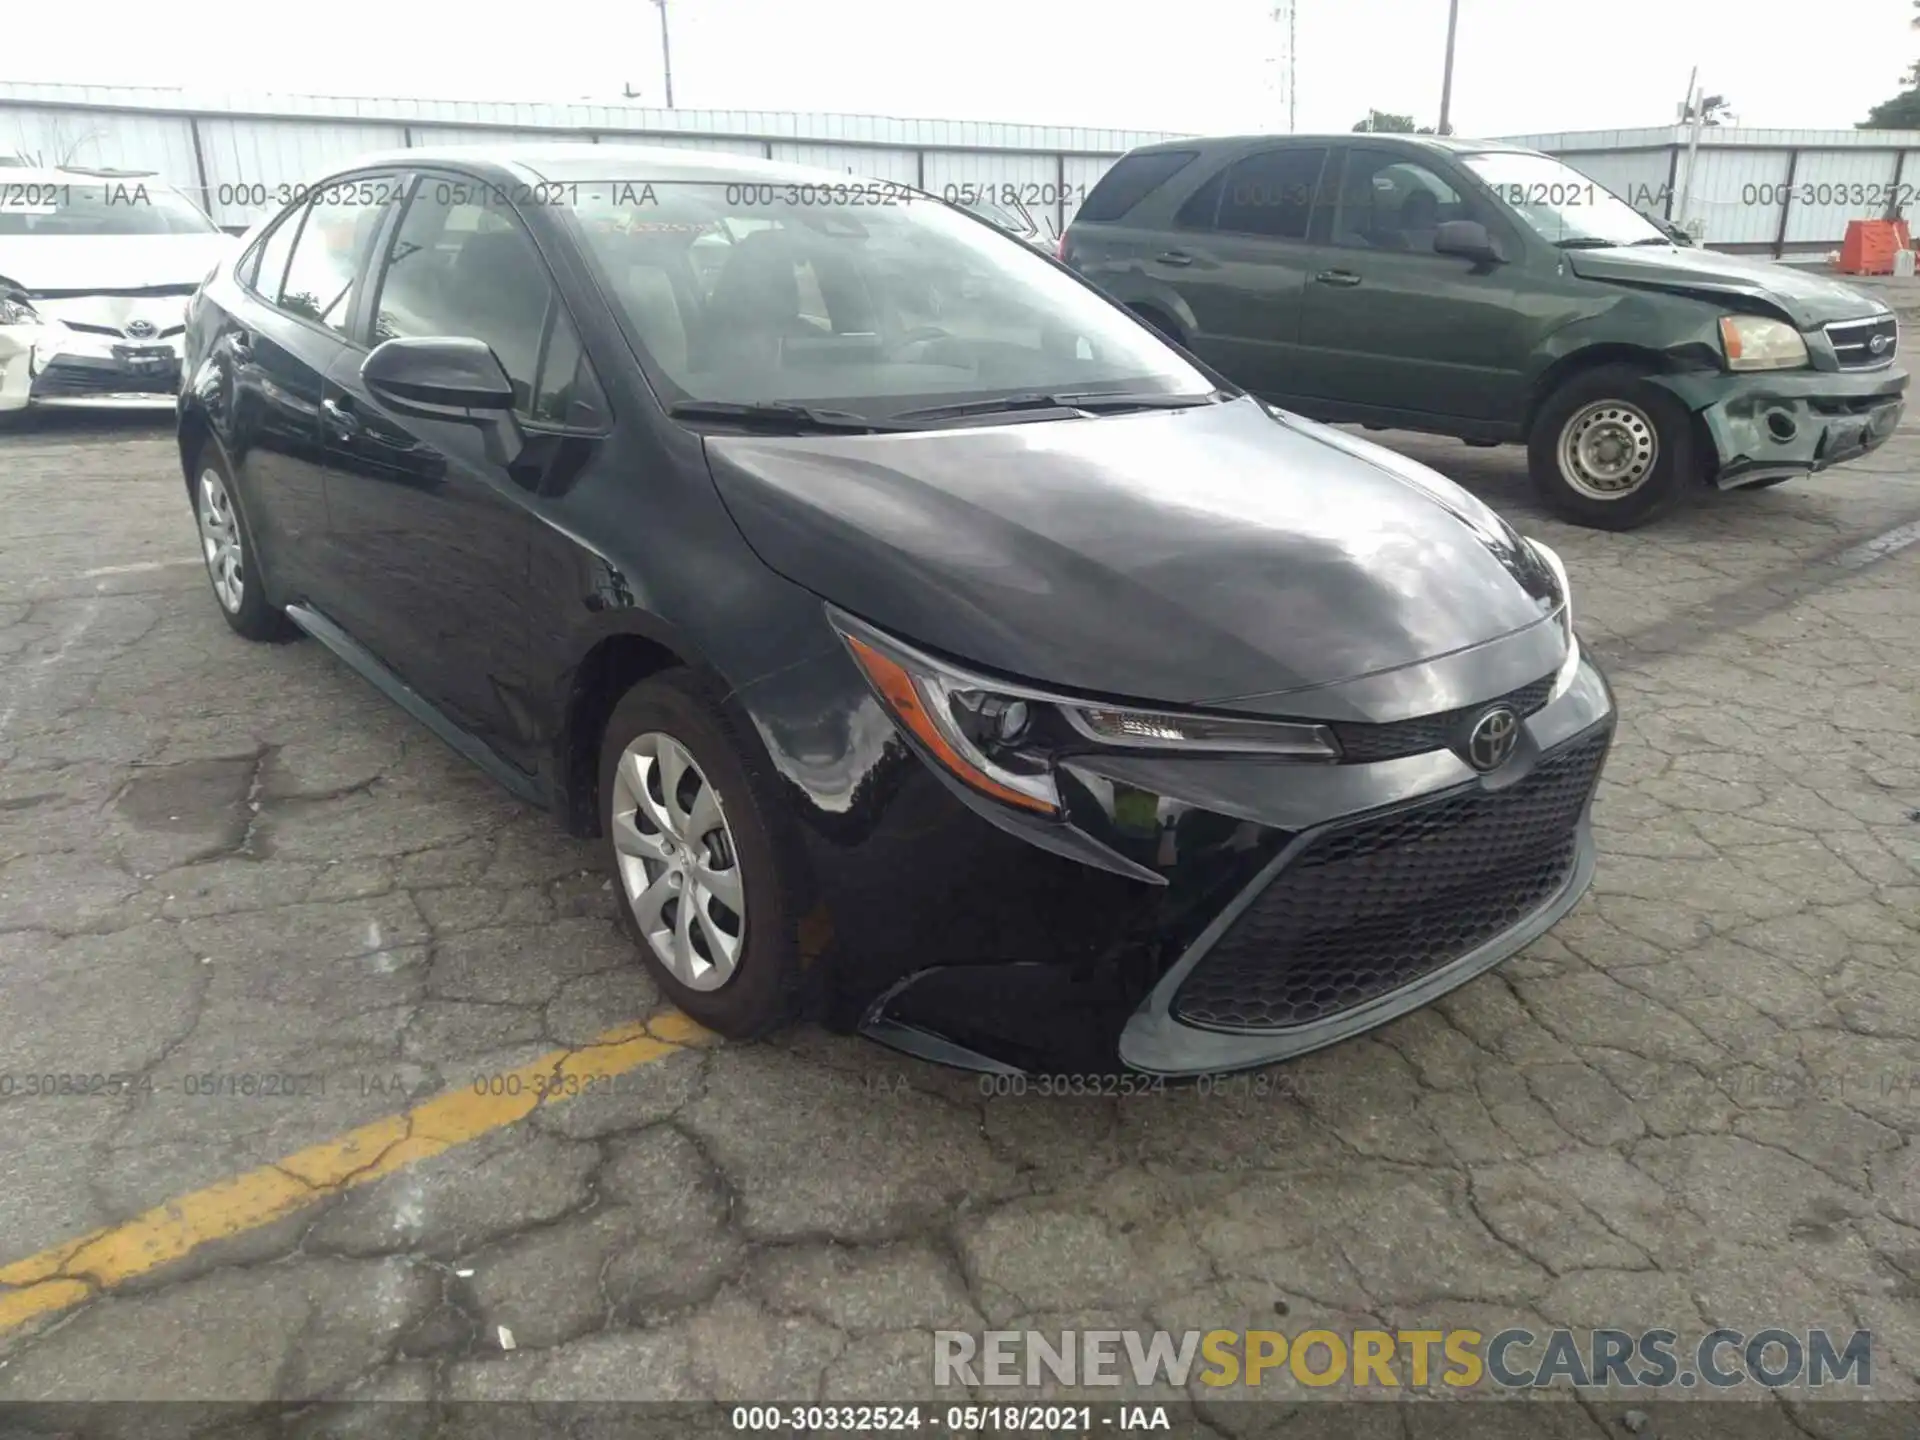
[0,291,41,326]
[1526,538,1582,701]
[829,612,1343,815]
[1719,314,1808,371]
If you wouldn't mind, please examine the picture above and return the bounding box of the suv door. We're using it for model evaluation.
[1145,145,1330,398]
[319,173,610,772]
[221,181,396,607]
[1291,146,1524,426]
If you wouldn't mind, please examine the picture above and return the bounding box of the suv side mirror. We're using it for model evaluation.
[362,337,523,465]
[1434,220,1505,264]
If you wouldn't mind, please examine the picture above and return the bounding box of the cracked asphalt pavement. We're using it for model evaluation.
[0,407,1916,1436]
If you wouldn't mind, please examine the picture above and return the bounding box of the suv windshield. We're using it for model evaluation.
[556,175,1212,420]
[0,181,218,237]
[1459,152,1669,248]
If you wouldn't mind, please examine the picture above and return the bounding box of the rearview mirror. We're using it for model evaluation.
[361,336,523,465]
[1433,220,1504,265]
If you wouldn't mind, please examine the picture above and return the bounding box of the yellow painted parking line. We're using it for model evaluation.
[0,1010,714,1337]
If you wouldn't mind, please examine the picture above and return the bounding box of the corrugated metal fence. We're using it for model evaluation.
[1500,125,1920,257]
[0,82,1185,237]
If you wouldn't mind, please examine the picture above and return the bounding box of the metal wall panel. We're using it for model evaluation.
[594,133,768,157]
[922,149,1062,233]
[1552,150,1674,212]
[194,118,407,227]
[768,143,918,183]
[1675,148,1792,245]
[1783,147,1909,243]
[0,104,201,184]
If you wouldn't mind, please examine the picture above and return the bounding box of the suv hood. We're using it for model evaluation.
[703,397,1560,709]
[0,233,235,298]
[1566,245,1887,328]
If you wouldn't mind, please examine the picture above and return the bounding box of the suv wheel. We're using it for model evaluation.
[194,447,295,641]
[598,670,807,1039]
[1527,365,1697,530]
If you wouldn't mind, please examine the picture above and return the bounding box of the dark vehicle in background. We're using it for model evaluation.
[177,145,1614,1077]
[1062,135,1907,529]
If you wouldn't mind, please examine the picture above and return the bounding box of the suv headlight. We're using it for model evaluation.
[0,291,42,326]
[1719,314,1808,371]
[829,611,1341,816]
[1526,538,1582,701]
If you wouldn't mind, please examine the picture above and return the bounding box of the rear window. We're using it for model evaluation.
[1075,150,1199,224]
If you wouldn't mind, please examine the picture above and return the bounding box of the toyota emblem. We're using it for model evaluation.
[1465,706,1520,772]
[125,319,156,339]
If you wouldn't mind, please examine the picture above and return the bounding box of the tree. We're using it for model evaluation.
[1859,1,1920,128]
[1680,94,1733,126]
[1353,110,1426,133]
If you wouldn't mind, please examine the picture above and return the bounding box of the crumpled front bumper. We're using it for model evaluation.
[1650,364,1909,490]
[0,324,185,414]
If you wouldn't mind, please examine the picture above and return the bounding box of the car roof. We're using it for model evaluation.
[321,142,863,190]
[1124,133,1543,159]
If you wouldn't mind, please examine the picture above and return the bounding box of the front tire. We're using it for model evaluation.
[1527,365,1698,530]
[598,670,807,1039]
[193,446,295,642]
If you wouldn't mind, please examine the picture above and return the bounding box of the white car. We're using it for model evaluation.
[0,168,236,415]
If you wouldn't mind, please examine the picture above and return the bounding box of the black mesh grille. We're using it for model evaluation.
[1171,727,1609,1033]
[31,356,179,399]
[1329,674,1555,765]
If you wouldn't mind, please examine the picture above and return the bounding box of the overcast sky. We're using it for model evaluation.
[11,0,1918,137]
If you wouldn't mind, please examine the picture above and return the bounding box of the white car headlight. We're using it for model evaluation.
[0,291,41,327]
[1718,314,1808,371]
[1527,538,1582,701]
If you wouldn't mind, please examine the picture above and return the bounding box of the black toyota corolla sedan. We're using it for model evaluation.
[176,144,1615,1077]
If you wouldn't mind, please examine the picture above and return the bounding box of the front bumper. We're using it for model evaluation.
[1651,364,1908,490]
[764,638,1616,1078]
[0,327,184,413]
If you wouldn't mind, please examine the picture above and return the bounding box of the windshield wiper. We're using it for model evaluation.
[1553,237,1621,250]
[1626,237,1675,247]
[667,400,907,434]
[890,390,1223,424]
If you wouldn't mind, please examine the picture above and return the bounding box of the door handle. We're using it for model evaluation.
[321,397,362,437]
[1314,270,1362,287]
[1154,250,1195,267]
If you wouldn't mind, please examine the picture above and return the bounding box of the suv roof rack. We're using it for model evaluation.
[55,164,160,179]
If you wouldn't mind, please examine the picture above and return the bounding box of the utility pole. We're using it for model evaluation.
[1675,67,1704,232]
[656,0,676,108]
[1437,0,1459,135]
[1288,0,1296,133]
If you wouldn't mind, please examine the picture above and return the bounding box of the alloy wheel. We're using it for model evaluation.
[1556,400,1659,500]
[198,468,245,613]
[610,731,746,991]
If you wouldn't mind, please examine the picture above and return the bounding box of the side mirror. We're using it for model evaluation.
[1434,219,1505,265]
[361,336,522,465]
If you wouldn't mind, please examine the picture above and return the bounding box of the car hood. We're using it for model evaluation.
[702,397,1561,708]
[0,233,236,298]
[1566,245,1887,328]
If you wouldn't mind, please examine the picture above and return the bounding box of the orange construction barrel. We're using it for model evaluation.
[1838,219,1912,275]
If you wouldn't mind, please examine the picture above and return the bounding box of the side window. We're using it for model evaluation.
[1077,150,1199,223]
[1332,149,1471,253]
[246,207,302,301]
[1172,164,1229,230]
[528,308,608,428]
[372,178,601,424]
[1213,148,1329,242]
[276,176,401,336]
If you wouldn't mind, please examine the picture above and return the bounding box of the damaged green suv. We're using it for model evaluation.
[1062,135,1908,529]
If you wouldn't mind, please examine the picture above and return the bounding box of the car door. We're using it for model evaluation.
[318,173,608,772]
[219,189,388,606]
[1292,146,1525,425]
[1143,145,1329,399]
